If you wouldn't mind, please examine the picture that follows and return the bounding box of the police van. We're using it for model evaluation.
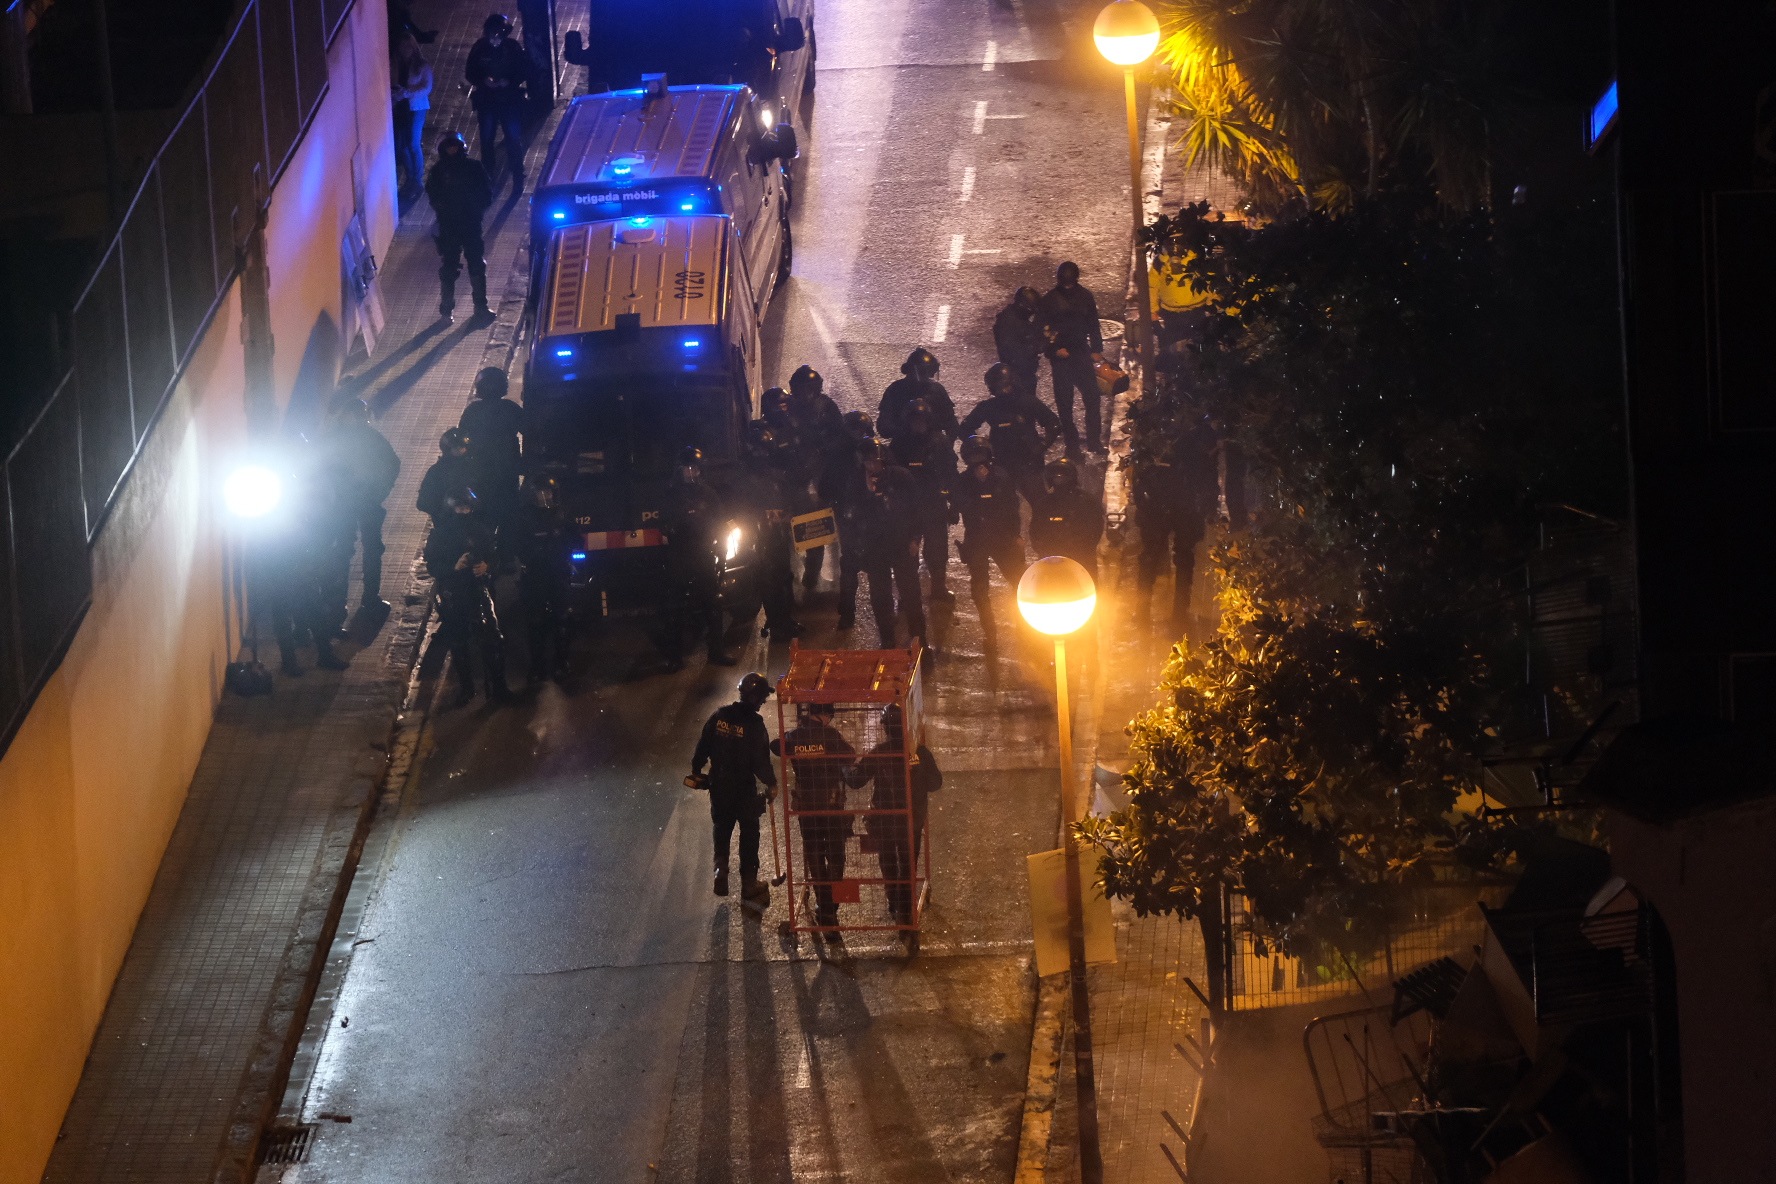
[523,80,796,614]
[565,0,816,112]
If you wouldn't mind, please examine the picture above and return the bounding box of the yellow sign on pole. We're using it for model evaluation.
[1026,846,1117,978]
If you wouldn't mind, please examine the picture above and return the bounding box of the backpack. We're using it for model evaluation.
[911,744,943,796]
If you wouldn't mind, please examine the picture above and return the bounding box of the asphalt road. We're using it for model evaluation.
[290,1,1131,1179]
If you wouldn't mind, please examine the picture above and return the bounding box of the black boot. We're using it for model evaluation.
[713,865,730,896]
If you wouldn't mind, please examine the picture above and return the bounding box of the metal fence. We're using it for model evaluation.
[1227,886,1505,1012]
[1,0,355,750]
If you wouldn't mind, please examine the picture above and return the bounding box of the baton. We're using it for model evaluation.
[766,794,788,886]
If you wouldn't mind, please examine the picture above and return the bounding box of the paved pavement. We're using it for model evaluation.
[41,4,554,1181]
[266,0,1138,1181]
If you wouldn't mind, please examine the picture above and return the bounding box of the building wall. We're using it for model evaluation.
[0,4,393,1180]
[1608,800,1776,1184]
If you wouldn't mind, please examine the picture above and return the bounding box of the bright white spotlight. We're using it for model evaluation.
[224,464,284,520]
[725,525,744,561]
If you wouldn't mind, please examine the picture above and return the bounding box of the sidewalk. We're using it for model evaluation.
[41,3,565,1180]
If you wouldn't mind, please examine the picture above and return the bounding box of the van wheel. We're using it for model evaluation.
[805,26,817,92]
[776,215,793,288]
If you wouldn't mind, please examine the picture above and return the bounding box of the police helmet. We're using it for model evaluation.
[762,386,791,417]
[744,419,779,459]
[445,486,479,512]
[482,12,513,36]
[880,703,904,735]
[1044,458,1079,490]
[438,131,468,156]
[904,397,933,424]
[1056,261,1081,285]
[440,426,470,454]
[841,410,874,439]
[801,700,836,719]
[1014,286,1042,311]
[788,365,823,397]
[737,672,775,706]
[473,366,509,400]
[961,434,995,466]
[677,445,705,482]
[901,348,940,381]
[984,363,1016,396]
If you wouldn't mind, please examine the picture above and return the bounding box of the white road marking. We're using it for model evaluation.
[946,234,965,268]
[959,166,976,202]
[965,248,1003,255]
[806,302,839,352]
[982,41,998,71]
[972,100,988,134]
[933,304,951,342]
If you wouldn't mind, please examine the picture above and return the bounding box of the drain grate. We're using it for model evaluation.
[259,1124,318,1165]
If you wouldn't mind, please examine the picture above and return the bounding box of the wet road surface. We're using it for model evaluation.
[289,0,1131,1179]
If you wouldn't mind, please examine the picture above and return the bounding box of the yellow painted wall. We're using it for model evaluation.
[0,4,393,1180]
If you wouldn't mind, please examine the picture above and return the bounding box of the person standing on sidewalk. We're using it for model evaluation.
[425,133,494,324]
[391,32,434,199]
[321,396,401,625]
[659,447,735,671]
[774,701,855,939]
[466,13,529,192]
[690,672,778,906]
[993,286,1046,401]
[1129,415,1217,628]
[459,366,525,524]
[1040,261,1106,454]
[787,366,846,592]
[950,435,1027,650]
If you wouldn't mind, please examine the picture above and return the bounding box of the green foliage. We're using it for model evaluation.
[1084,197,1625,959]
[1154,0,1517,212]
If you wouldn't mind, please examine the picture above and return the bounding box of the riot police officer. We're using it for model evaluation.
[886,397,958,603]
[848,440,927,649]
[512,474,572,683]
[417,427,473,525]
[1040,261,1106,453]
[958,363,1060,507]
[851,703,941,936]
[774,700,855,938]
[740,420,802,641]
[878,348,957,442]
[320,396,401,625]
[266,464,351,676]
[1131,418,1218,627]
[778,375,840,593]
[424,132,493,322]
[660,446,735,671]
[424,486,511,706]
[1029,459,1105,578]
[459,366,524,520]
[993,286,1046,399]
[950,436,1027,647]
[690,672,778,904]
[824,412,875,627]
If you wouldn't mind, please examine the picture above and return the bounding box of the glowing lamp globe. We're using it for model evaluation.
[1093,0,1161,67]
[1017,556,1098,636]
[223,464,283,520]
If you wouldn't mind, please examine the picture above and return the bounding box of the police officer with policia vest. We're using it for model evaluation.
[690,673,778,907]
[774,701,856,940]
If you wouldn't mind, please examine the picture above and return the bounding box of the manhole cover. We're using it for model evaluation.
[259,1123,318,1165]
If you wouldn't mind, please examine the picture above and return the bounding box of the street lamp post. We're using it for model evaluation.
[1094,1,1162,373]
[1017,556,1103,1184]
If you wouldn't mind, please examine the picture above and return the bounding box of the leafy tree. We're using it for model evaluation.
[1083,197,1625,1007]
[1154,0,1515,211]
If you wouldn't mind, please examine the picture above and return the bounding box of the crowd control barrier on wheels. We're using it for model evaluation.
[773,643,931,952]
